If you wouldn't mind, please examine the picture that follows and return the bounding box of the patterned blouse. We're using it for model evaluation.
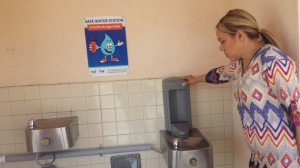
[206,44,300,168]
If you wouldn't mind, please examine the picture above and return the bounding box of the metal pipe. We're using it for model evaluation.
[1,144,151,163]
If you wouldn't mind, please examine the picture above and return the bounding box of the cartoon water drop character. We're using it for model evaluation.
[100,34,124,63]
[89,34,124,63]
[100,34,117,63]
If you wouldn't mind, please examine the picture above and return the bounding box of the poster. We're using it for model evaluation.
[84,16,129,76]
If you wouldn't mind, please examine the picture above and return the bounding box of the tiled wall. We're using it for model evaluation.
[0,79,233,168]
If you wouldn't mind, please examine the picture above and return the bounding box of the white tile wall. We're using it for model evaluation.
[9,87,25,101]
[0,88,9,101]
[0,79,233,168]
[115,108,130,121]
[128,80,142,93]
[99,82,114,95]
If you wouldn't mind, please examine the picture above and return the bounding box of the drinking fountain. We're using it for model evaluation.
[160,77,213,168]
[25,116,79,153]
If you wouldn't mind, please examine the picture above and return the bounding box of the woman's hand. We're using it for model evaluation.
[184,74,206,85]
[185,75,197,85]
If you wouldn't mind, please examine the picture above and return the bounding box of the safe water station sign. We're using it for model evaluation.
[84,16,129,76]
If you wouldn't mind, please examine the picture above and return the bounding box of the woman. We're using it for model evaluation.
[185,9,300,168]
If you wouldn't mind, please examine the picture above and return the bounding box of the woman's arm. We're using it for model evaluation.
[185,60,241,85]
[185,74,206,85]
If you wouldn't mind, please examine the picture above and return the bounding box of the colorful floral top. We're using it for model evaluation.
[206,44,300,168]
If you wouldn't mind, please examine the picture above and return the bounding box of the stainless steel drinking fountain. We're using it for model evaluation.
[25,116,79,153]
[160,77,213,168]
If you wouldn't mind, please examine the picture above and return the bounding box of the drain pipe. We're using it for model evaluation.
[0,144,151,163]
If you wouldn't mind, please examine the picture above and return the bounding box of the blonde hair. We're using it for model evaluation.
[216,9,279,48]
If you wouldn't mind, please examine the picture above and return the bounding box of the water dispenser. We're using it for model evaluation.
[163,77,192,137]
[160,77,213,168]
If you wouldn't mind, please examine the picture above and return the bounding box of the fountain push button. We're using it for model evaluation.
[190,158,197,166]
[42,138,50,146]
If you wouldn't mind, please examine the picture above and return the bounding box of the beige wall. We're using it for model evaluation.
[229,0,299,63]
[0,0,229,87]
[229,0,299,167]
